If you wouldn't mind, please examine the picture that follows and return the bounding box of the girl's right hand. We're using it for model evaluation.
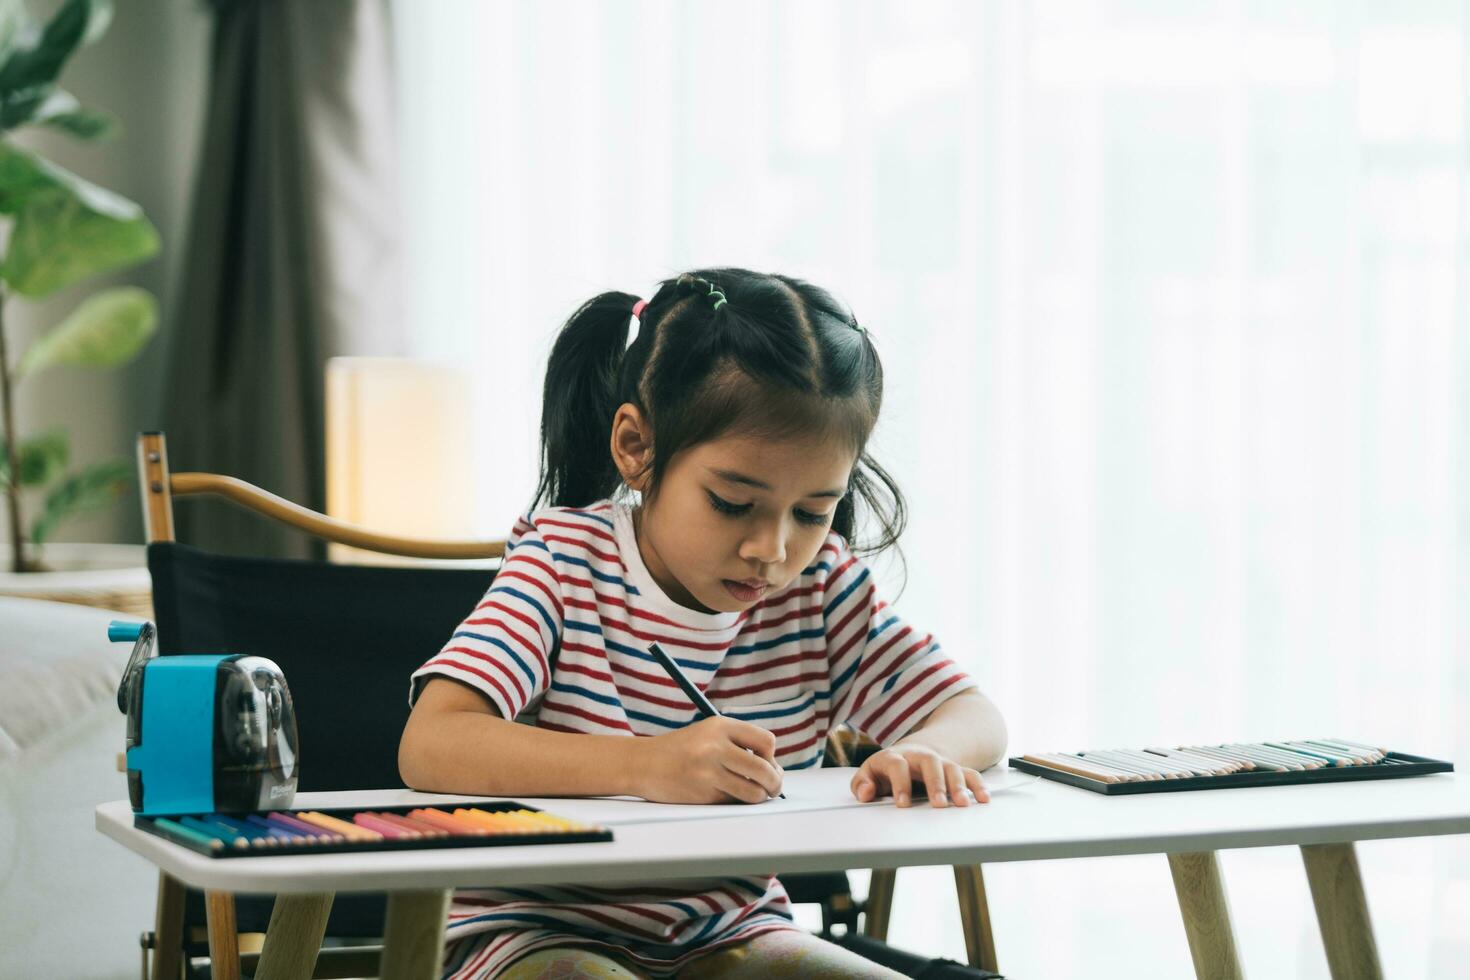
[636,716,785,804]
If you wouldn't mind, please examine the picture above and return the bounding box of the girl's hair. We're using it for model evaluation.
[533,267,906,555]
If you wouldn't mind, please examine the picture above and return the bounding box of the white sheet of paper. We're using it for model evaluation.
[509,766,1041,827]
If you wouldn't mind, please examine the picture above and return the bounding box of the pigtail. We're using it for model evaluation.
[533,291,641,509]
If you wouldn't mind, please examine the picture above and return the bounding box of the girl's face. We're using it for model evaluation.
[614,410,856,614]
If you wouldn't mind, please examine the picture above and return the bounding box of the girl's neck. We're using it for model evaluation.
[629,503,719,615]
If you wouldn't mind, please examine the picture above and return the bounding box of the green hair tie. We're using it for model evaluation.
[678,274,727,311]
[704,280,727,310]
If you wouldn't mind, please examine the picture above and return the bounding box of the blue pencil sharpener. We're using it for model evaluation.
[110,620,300,816]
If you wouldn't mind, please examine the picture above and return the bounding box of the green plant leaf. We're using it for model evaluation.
[0,1,29,70]
[28,454,130,545]
[0,139,62,206]
[28,88,116,140]
[0,0,109,99]
[0,84,112,134]
[15,285,157,377]
[0,142,159,295]
[0,428,69,487]
[0,83,52,129]
[21,429,69,485]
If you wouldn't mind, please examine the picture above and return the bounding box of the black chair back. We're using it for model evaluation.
[147,542,494,939]
[150,542,494,791]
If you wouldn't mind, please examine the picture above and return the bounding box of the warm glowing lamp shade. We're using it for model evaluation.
[325,357,475,564]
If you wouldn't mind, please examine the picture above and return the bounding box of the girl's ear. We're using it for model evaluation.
[610,403,654,492]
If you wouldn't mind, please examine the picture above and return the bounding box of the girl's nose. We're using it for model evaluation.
[739,521,786,566]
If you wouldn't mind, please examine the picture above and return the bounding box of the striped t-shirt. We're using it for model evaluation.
[408,499,975,979]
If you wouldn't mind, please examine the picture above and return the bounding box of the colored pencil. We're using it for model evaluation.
[1084,751,1168,780]
[454,808,537,834]
[1116,749,1194,777]
[1284,741,1361,766]
[1326,736,1389,758]
[407,807,493,835]
[1224,743,1313,770]
[180,815,252,849]
[150,816,225,852]
[353,812,420,839]
[1312,739,1384,764]
[244,814,310,843]
[1199,746,1293,769]
[297,810,381,841]
[1021,753,1124,783]
[267,811,340,841]
[1148,748,1240,775]
[369,811,451,837]
[1187,745,1275,771]
[208,814,280,847]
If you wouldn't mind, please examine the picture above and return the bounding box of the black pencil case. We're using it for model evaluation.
[1010,751,1453,795]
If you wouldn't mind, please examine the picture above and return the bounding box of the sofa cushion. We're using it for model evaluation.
[0,596,131,764]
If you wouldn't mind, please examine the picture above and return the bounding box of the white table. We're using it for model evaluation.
[96,768,1470,980]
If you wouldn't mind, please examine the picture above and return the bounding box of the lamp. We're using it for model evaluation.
[325,357,477,565]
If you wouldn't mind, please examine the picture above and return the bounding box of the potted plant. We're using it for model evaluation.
[0,0,159,614]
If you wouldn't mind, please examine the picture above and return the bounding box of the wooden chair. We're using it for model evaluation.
[132,430,1000,979]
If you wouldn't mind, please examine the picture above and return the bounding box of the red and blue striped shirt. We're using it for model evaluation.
[409,499,974,978]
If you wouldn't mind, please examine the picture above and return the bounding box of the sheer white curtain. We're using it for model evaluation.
[395,2,1470,974]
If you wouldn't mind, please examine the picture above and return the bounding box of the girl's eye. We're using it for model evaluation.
[705,490,834,528]
[705,493,752,517]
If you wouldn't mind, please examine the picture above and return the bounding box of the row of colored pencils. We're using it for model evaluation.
[1023,737,1389,784]
[144,807,596,852]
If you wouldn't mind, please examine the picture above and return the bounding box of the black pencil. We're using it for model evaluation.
[647,642,785,799]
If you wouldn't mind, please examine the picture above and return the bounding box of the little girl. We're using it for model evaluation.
[400,268,1009,979]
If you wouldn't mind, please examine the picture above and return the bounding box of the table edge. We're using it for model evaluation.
[95,803,1470,895]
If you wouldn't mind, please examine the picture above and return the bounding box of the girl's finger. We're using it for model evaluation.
[963,767,990,804]
[879,753,914,806]
[715,769,771,805]
[722,745,783,798]
[726,719,779,765]
[919,754,949,807]
[851,767,878,801]
[944,761,969,806]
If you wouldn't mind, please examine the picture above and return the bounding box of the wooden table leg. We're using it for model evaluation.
[205,891,241,980]
[253,892,335,980]
[953,864,999,972]
[863,868,897,941]
[1301,842,1383,980]
[1168,851,1244,980]
[152,872,185,980]
[380,889,453,980]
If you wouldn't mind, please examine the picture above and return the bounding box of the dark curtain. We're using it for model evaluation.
[161,0,401,559]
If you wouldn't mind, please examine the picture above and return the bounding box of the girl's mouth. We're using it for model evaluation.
[722,579,769,602]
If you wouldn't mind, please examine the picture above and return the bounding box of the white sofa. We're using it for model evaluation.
[1,596,159,980]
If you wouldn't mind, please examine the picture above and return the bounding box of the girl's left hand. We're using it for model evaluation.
[851,745,990,807]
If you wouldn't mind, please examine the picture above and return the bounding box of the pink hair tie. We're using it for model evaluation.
[631,299,647,320]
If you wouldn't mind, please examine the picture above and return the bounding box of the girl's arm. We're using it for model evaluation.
[400,676,642,796]
[399,676,784,803]
[894,686,1008,770]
